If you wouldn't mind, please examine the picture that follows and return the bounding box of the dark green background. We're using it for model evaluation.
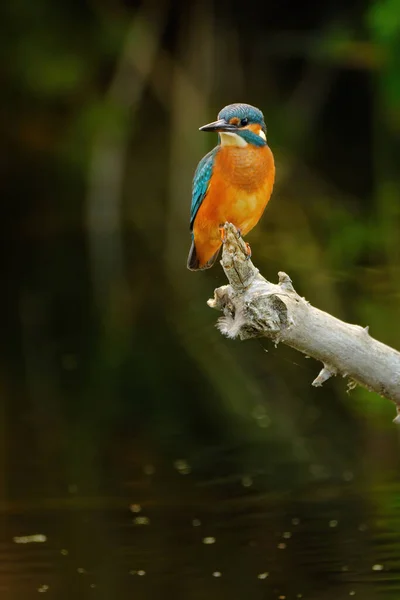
[2,0,400,598]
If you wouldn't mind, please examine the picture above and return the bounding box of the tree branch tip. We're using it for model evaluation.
[207,285,230,311]
[278,271,296,292]
[312,365,337,387]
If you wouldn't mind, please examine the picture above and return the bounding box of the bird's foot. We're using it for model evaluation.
[244,242,252,260]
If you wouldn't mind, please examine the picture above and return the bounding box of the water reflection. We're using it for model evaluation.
[2,449,400,599]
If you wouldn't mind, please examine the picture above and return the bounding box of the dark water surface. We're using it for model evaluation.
[2,441,400,600]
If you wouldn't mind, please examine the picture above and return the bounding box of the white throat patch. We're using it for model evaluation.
[220,132,248,148]
[259,129,266,141]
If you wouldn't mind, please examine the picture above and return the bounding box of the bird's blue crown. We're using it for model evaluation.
[218,103,264,127]
[218,103,267,146]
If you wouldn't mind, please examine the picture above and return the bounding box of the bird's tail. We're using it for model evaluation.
[187,240,221,271]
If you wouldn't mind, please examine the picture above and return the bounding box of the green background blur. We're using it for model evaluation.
[2,0,400,598]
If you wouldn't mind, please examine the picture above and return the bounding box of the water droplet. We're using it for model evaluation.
[130,570,146,576]
[349,592,356,596]
[38,585,49,593]
[130,504,142,513]
[202,536,216,545]
[277,543,286,550]
[133,516,150,526]
[282,531,292,539]
[212,571,222,577]
[372,564,384,571]
[257,572,269,579]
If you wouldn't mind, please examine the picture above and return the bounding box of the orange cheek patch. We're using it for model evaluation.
[245,123,261,134]
[229,117,240,126]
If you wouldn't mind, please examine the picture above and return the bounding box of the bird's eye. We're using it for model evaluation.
[240,118,249,126]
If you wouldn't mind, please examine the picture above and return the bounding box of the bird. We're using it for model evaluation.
[187,102,275,271]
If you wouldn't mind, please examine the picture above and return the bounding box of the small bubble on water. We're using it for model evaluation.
[282,531,292,539]
[130,504,142,513]
[349,592,356,596]
[38,585,49,593]
[329,520,338,528]
[257,572,269,579]
[130,570,146,576]
[202,536,216,545]
[277,543,286,550]
[192,518,201,527]
[241,476,253,487]
[13,534,47,544]
[173,459,191,475]
[133,516,150,526]
[212,571,222,577]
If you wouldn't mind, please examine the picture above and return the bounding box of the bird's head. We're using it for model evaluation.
[199,103,267,148]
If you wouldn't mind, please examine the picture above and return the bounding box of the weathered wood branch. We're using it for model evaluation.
[207,223,400,422]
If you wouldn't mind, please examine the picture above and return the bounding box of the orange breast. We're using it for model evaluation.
[193,144,275,267]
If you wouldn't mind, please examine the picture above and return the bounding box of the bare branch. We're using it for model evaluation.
[208,223,400,420]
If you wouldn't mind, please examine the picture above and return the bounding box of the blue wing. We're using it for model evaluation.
[189,146,218,230]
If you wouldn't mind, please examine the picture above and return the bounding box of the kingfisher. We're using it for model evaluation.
[187,103,275,271]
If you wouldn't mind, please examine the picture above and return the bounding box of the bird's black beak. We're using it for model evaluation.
[199,119,237,133]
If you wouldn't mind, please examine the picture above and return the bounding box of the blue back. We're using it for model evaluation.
[189,146,218,230]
